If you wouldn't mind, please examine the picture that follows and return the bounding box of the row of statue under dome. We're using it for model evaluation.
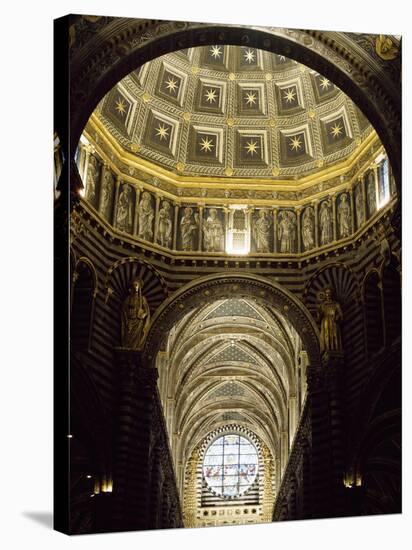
[80,150,393,255]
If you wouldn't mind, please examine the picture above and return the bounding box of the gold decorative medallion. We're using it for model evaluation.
[228,72,236,81]
[225,167,234,176]
[183,112,191,122]
[142,92,151,103]
[375,35,399,61]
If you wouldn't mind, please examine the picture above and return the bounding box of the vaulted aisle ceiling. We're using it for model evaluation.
[161,297,304,470]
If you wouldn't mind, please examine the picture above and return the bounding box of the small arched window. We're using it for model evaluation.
[377,158,390,209]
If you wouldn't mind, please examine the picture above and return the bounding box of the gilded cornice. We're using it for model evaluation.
[85,115,382,206]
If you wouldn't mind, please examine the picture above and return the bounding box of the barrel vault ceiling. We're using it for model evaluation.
[163,297,302,468]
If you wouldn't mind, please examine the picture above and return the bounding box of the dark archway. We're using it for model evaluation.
[382,260,401,345]
[353,359,401,516]
[64,18,401,189]
[72,260,96,351]
[143,272,321,368]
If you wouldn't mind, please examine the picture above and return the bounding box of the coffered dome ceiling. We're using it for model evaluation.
[94,44,373,180]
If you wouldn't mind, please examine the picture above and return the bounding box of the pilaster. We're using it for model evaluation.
[173,203,179,250]
[198,205,204,252]
[111,348,159,531]
[112,176,121,228]
[313,200,319,248]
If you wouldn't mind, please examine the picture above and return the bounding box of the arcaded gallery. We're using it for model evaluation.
[55,16,401,534]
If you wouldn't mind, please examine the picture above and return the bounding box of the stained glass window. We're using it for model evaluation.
[203,434,258,497]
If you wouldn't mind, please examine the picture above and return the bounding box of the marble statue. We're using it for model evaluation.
[367,180,376,217]
[180,207,199,251]
[278,211,296,253]
[317,288,343,353]
[253,210,271,253]
[100,170,112,215]
[157,200,172,248]
[355,186,365,229]
[338,194,351,238]
[121,278,150,350]
[320,201,332,246]
[302,207,315,250]
[203,208,224,252]
[116,185,133,232]
[86,155,97,202]
[138,191,154,241]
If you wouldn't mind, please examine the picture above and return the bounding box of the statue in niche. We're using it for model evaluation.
[157,200,172,248]
[278,211,296,253]
[203,208,224,252]
[180,207,199,251]
[320,201,332,246]
[116,185,133,232]
[317,288,343,354]
[338,194,351,238]
[302,207,315,251]
[86,155,97,202]
[138,191,154,241]
[355,186,365,229]
[253,210,271,253]
[120,278,150,350]
[367,180,376,217]
[100,169,112,216]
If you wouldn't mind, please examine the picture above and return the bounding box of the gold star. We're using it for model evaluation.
[244,48,255,63]
[210,45,222,59]
[204,88,218,103]
[330,122,343,138]
[199,136,214,153]
[283,88,297,104]
[244,91,257,107]
[319,76,331,91]
[289,135,303,151]
[115,97,127,116]
[244,140,259,156]
[165,76,179,94]
[155,123,169,141]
